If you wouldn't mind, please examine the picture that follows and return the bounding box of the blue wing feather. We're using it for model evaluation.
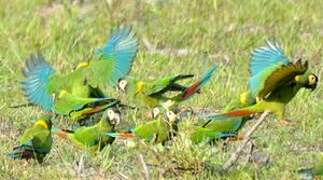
[96,26,138,84]
[249,40,289,77]
[200,65,216,87]
[248,41,289,96]
[21,54,55,112]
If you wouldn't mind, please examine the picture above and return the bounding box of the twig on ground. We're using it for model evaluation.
[117,172,129,180]
[77,154,85,175]
[138,154,150,180]
[222,111,270,171]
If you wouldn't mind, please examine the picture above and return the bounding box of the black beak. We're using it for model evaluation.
[306,83,317,91]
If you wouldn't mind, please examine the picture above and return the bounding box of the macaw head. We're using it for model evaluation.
[35,114,53,130]
[117,79,128,93]
[106,108,121,126]
[295,72,318,91]
[166,110,178,123]
[151,107,161,119]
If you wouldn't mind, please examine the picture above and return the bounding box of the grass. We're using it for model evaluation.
[0,0,322,179]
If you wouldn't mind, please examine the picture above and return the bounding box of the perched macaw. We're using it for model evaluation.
[107,108,178,144]
[21,26,138,115]
[53,108,121,151]
[298,153,323,179]
[203,41,318,126]
[7,115,53,163]
[116,65,216,110]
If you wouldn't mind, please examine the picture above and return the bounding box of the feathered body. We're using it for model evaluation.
[107,111,178,144]
[118,65,216,110]
[203,41,318,126]
[54,109,120,151]
[7,115,53,163]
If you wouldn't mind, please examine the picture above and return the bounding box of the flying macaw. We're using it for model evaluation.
[203,41,318,126]
[7,114,53,163]
[53,108,121,151]
[116,65,216,110]
[298,153,323,179]
[107,108,179,144]
[21,26,138,115]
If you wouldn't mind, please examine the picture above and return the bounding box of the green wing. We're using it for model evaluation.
[257,60,308,99]
[20,126,50,145]
[54,91,115,115]
[190,127,234,144]
[71,119,114,148]
[248,41,289,98]
[72,126,102,147]
[85,26,138,87]
[145,75,193,96]
[203,117,246,133]
[134,119,170,143]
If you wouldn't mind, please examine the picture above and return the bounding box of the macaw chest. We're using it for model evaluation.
[134,120,171,143]
[32,135,52,153]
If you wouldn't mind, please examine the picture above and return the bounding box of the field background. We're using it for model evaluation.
[0,0,322,179]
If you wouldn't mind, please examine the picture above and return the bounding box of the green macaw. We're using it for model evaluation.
[107,108,178,144]
[185,90,255,144]
[53,108,121,151]
[21,26,138,115]
[7,115,53,163]
[298,153,323,179]
[116,65,216,110]
[197,91,254,136]
[203,41,318,126]
[188,92,253,144]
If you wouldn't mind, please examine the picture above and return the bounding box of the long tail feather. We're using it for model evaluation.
[82,100,120,116]
[51,127,72,139]
[6,144,34,160]
[106,132,135,139]
[181,65,216,100]
[202,109,255,127]
[172,74,194,82]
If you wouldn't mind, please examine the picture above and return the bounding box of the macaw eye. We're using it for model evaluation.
[308,74,317,85]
